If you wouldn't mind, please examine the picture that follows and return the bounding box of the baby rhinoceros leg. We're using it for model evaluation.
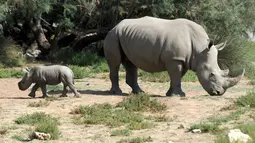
[61,74,81,98]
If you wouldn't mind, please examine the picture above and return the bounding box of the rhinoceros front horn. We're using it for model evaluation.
[223,69,245,89]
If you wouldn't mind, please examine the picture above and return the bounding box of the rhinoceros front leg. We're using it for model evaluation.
[40,84,49,98]
[166,61,187,97]
[28,83,39,98]
[123,60,144,94]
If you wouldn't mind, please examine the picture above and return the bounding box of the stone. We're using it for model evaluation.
[228,129,251,143]
[34,132,51,140]
[191,129,202,133]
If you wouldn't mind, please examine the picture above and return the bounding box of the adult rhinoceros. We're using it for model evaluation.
[103,16,244,96]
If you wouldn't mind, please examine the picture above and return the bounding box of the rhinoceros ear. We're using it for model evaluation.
[22,67,30,74]
[215,41,227,51]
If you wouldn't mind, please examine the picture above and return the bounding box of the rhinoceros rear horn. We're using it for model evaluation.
[215,41,227,51]
[223,68,245,89]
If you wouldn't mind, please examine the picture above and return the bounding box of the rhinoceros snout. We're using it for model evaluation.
[18,82,28,91]
[209,89,225,96]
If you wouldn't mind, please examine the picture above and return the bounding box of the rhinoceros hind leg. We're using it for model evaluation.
[122,60,143,94]
[166,61,187,97]
[40,84,48,98]
[60,84,68,97]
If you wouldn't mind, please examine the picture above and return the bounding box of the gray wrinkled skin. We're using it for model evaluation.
[103,16,244,96]
[18,65,80,98]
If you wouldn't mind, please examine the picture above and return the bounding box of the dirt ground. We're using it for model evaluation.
[0,77,253,143]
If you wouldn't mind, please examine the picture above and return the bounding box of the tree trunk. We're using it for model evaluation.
[29,17,51,55]
[72,31,108,52]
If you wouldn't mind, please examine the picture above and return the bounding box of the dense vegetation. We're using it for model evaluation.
[0,0,255,79]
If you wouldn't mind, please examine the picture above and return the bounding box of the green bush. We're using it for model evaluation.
[188,122,220,133]
[0,69,23,78]
[14,112,59,125]
[235,92,255,108]
[116,93,167,112]
[111,128,131,136]
[0,37,26,67]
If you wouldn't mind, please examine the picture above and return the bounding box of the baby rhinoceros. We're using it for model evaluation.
[18,65,81,98]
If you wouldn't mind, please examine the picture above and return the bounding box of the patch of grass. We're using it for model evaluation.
[138,70,197,83]
[188,122,220,133]
[128,121,154,130]
[30,119,61,140]
[47,85,62,92]
[14,112,59,125]
[69,65,92,79]
[239,123,255,139]
[182,71,198,82]
[14,112,60,140]
[11,135,25,142]
[111,128,131,136]
[0,37,26,67]
[214,135,230,143]
[28,100,50,107]
[235,92,255,108]
[139,71,169,83]
[71,103,146,128]
[117,136,153,143]
[45,96,61,101]
[208,108,247,125]
[0,69,23,78]
[116,93,167,112]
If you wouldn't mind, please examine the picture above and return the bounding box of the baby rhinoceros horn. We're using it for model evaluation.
[223,69,245,89]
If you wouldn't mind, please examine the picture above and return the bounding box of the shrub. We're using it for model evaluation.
[111,128,131,136]
[235,92,255,108]
[188,122,220,133]
[116,93,167,112]
[14,112,59,125]
[0,69,23,78]
[0,37,26,67]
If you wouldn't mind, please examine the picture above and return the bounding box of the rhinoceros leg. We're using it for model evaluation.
[68,84,81,98]
[60,84,68,97]
[28,83,39,98]
[122,60,144,94]
[166,61,186,97]
[40,84,49,98]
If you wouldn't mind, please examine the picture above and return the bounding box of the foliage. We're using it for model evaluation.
[14,112,59,125]
[111,128,131,136]
[0,37,26,67]
[116,93,167,112]
[188,122,220,133]
[235,92,255,108]
[116,136,153,143]
[14,112,60,140]
[0,68,23,78]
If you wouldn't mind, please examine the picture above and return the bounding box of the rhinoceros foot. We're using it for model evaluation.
[110,88,122,95]
[166,88,185,97]
[60,94,68,97]
[28,93,35,98]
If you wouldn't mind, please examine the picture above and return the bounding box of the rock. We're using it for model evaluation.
[191,129,202,133]
[228,129,251,143]
[34,132,51,140]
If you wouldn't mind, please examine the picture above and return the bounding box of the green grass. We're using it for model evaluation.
[28,100,50,107]
[128,121,154,130]
[116,136,153,143]
[138,70,197,83]
[116,93,167,112]
[188,122,220,133]
[0,69,23,78]
[111,128,131,136]
[71,103,146,128]
[11,135,25,142]
[47,85,62,92]
[14,112,59,125]
[235,92,255,108]
[14,112,60,140]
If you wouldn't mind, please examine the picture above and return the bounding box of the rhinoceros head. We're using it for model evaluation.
[195,41,245,96]
[18,67,33,91]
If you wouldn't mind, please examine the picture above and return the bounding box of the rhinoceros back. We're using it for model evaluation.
[31,65,73,85]
[112,16,209,72]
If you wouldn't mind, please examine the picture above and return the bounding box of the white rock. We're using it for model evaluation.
[34,131,51,140]
[228,129,251,143]
[191,129,202,133]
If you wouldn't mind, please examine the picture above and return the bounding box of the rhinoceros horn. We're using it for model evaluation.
[223,69,245,89]
[215,41,227,51]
